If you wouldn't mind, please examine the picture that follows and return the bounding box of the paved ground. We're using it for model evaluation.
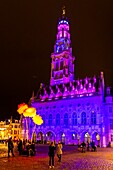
[1,144,113,170]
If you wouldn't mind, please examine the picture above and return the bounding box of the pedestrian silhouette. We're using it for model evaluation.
[48,142,56,169]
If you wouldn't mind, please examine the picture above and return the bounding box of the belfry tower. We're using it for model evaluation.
[50,7,75,86]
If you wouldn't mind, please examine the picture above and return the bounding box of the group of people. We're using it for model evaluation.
[7,137,36,157]
[7,137,98,169]
[80,140,97,153]
[48,141,63,169]
[7,137,63,169]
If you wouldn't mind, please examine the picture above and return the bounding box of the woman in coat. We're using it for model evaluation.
[57,141,63,162]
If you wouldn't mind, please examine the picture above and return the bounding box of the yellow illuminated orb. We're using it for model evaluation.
[32,115,43,125]
[23,107,36,117]
[17,103,28,114]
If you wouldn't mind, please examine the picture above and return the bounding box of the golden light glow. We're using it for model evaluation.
[32,115,43,125]
[17,103,28,114]
[23,107,36,117]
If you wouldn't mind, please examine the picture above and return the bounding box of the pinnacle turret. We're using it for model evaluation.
[50,8,75,86]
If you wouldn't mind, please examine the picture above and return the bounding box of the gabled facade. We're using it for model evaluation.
[22,9,113,147]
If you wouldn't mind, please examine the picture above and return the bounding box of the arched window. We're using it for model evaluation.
[56,62,59,71]
[91,111,96,125]
[42,114,45,126]
[81,112,86,125]
[64,113,68,127]
[56,114,60,126]
[60,61,63,70]
[72,112,77,125]
[48,114,52,125]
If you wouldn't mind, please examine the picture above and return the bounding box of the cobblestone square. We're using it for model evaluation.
[1,145,113,170]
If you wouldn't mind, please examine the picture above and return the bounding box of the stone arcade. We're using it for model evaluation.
[22,9,113,147]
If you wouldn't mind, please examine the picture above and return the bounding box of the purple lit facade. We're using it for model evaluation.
[22,11,113,147]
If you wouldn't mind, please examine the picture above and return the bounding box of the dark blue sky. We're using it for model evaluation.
[0,0,113,120]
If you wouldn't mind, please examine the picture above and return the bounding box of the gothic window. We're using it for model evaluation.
[72,112,77,125]
[42,114,45,126]
[91,111,96,125]
[81,112,86,125]
[56,62,59,71]
[64,113,68,127]
[55,74,59,79]
[56,114,60,126]
[52,71,54,77]
[59,73,63,78]
[110,119,113,129]
[48,114,52,125]
[60,61,63,70]
[109,107,112,113]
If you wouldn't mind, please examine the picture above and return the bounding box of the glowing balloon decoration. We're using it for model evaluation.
[32,115,43,125]
[17,103,43,125]
[17,103,28,114]
[23,107,36,118]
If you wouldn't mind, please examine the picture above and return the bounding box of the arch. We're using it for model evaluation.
[92,131,100,147]
[56,131,66,144]
[71,132,79,145]
[81,112,86,125]
[37,132,44,144]
[80,131,91,143]
[45,131,56,144]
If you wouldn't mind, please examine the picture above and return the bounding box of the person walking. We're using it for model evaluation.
[81,141,86,153]
[57,141,63,162]
[48,142,56,169]
[8,137,15,157]
[18,139,23,155]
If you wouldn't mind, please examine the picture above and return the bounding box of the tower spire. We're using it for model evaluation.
[50,8,75,86]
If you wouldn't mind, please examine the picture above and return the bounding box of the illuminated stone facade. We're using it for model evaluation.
[22,10,113,147]
[0,119,21,141]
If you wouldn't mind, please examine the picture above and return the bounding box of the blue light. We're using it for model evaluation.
[59,20,69,25]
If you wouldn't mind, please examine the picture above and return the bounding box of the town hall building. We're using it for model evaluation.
[22,9,113,147]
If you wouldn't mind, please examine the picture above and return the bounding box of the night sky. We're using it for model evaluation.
[0,0,113,120]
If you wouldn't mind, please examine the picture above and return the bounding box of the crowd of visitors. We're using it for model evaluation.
[79,140,97,153]
[7,137,99,169]
[7,137,36,157]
